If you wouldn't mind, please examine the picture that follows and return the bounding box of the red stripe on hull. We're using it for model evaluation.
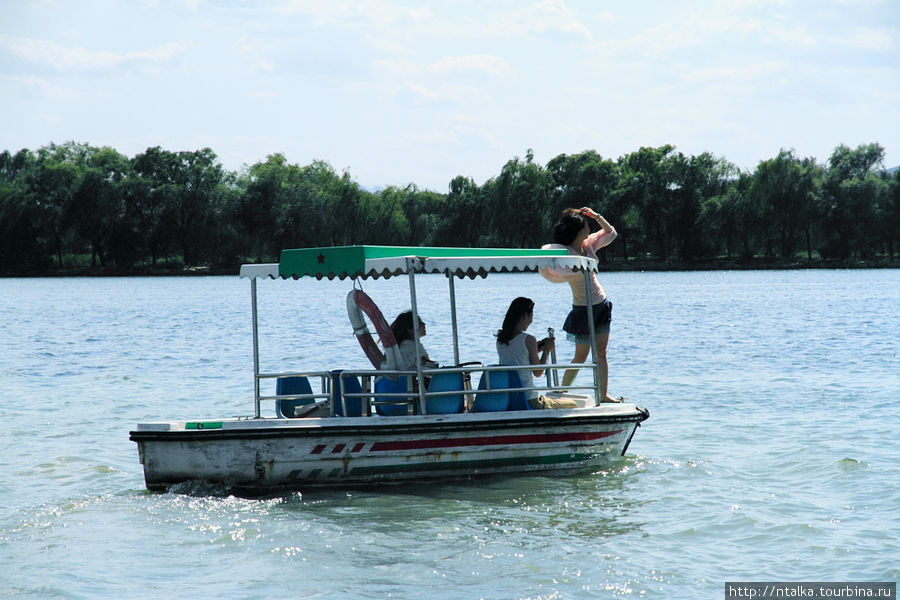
[370,430,623,452]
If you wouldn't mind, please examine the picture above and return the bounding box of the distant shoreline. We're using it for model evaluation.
[598,257,900,272]
[5,257,898,277]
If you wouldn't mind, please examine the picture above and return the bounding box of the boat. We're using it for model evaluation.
[129,246,649,492]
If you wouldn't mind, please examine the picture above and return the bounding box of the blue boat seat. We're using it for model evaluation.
[330,370,363,417]
[505,371,529,411]
[473,368,524,412]
[275,376,314,418]
[425,371,465,414]
[375,376,413,416]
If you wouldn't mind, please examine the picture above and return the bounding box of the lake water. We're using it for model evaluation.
[1,269,898,599]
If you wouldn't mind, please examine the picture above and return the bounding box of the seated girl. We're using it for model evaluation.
[389,310,437,371]
[495,297,554,402]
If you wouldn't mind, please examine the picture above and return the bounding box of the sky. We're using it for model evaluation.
[1,0,898,191]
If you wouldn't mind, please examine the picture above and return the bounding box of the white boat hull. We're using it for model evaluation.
[131,405,649,492]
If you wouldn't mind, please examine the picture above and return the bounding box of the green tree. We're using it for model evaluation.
[132,147,224,266]
[885,170,900,256]
[69,145,131,267]
[820,143,885,259]
[358,184,441,246]
[618,145,676,260]
[0,149,50,272]
[546,150,618,213]
[31,143,90,267]
[310,163,364,247]
[239,156,365,257]
[177,148,224,266]
[666,152,733,261]
[433,176,485,247]
[797,158,825,260]
[749,149,819,259]
[487,149,550,248]
[237,153,290,260]
[132,146,181,265]
[547,150,621,255]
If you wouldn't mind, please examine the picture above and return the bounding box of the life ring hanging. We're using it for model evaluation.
[346,289,402,370]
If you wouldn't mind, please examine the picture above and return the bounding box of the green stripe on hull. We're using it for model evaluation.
[184,421,223,430]
[349,452,605,477]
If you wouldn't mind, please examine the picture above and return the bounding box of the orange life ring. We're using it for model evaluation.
[346,289,401,370]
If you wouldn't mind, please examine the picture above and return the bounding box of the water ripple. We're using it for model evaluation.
[1,271,898,598]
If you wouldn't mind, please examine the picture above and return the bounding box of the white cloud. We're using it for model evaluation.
[481,0,593,40]
[400,81,443,104]
[33,111,64,124]
[272,0,433,28]
[0,34,188,71]
[1,0,897,187]
[759,20,819,48]
[427,54,510,76]
[838,26,897,52]
[527,0,593,39]
[681,61,787,85]
[371,58,408,78]
[232,35,276,72]
[1,74,79,101]
[833,0,889,6]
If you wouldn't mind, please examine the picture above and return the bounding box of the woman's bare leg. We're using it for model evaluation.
[562,333,614,401]
[595,331,615,401]
[562,343,591,387]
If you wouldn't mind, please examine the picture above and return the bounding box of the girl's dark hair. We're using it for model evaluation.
[497,297,534,345]
[390,310,416,343]
[553,208,588,246]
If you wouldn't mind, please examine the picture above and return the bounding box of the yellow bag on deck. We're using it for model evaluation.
[529,395,578,409]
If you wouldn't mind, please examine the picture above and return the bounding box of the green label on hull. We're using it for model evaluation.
[185,421,224,430]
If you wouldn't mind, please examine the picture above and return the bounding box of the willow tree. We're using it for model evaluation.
[434,175,484,247]
[487,149,550,248]
[0,149,47,272]
[820,143,885,259]
[546,150,621,256]
[618,145,677,260]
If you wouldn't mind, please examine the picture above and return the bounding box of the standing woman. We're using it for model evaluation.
[543,207,620,402]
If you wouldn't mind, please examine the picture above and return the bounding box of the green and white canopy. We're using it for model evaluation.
[239,245,596,280]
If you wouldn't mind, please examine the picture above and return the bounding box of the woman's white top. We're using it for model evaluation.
[496,332,538,400]
[540,227,616,306]
[397,339,428,371]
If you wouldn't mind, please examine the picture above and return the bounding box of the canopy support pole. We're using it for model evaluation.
[407,257,427,414]
[251,277,261,418]
[583,267,600,406]
[448,274,460,366]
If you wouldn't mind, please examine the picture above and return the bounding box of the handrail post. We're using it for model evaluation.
[547,327,558,388]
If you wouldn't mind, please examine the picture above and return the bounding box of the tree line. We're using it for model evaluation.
[1,141,897,275]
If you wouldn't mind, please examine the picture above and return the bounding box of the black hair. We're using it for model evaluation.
[390,310,417,343]
[497,297,534,345]
[552,208,589,246]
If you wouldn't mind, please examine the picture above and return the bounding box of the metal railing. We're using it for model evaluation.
[255,362,600,418]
